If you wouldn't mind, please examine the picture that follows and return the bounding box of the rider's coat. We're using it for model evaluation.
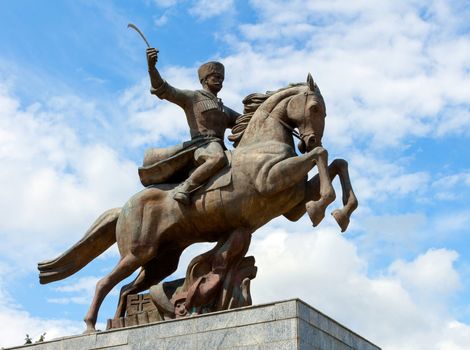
[151,81,239,141]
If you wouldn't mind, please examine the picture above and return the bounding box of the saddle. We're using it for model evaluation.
[138,138,232,192]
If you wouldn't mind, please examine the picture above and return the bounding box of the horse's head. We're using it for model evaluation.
[286,73,326,153]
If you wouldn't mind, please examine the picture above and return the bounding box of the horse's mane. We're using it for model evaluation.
[229,83,306,147]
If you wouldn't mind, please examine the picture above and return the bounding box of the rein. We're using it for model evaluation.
[268,89,315,141]
[273,116,302,140]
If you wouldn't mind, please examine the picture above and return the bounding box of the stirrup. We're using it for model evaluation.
[173,191,191,205]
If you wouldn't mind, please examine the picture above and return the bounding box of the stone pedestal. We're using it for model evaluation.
[5,299,380,350]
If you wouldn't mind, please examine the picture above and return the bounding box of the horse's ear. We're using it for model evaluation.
[307,73,315,91]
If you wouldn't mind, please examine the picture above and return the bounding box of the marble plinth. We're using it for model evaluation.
[5,299,380,350]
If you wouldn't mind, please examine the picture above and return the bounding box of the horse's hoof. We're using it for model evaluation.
[83,320,98,335]
[332,209,349,232]
[306,201,325,227]
[82,328,97,335]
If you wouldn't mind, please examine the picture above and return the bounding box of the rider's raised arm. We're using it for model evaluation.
[146,48,192,109]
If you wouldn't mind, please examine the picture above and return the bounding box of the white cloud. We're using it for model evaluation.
[438,321,470,350]
[0,82,141,271]
[0,2,469,350]
[346,152,430,205]
[0,266,83,348]
[225,0,470,151]
[189,0,234,19]
[432,171,470,200]
[249,227,470,350]
[0,80,155,342]
[433,211,470,234]
[240,22,316,41]
[120,69,198,147]
[0,306,83,348]
[53,276,100,294]
[154,13,169,26]
[47,296,90,305]
[356,213,427,255]
[389,249,461,301]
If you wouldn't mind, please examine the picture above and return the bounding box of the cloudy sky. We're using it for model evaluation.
[0,0,469,349]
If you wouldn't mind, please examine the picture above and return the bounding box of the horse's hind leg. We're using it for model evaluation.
[114,247,183,319]
[114,269,147,319]
[84,254,141,333]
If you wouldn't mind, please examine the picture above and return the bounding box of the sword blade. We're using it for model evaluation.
[127,23,151,48]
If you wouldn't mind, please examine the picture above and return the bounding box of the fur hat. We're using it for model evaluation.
[198,61,225,82]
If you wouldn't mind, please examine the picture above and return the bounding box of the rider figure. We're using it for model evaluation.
[146,48,240,205]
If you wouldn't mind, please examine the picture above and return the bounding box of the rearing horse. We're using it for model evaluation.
[38,74,358,333]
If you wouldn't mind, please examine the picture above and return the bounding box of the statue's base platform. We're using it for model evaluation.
[7,299,380,350]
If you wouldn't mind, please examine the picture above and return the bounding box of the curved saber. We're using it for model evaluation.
[127,23,151,48]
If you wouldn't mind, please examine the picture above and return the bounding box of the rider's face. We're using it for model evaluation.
[204,73,224,94]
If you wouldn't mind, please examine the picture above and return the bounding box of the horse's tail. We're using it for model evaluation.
[38,207,121,284]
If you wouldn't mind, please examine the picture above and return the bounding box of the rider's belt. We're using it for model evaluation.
[191,133,221,140]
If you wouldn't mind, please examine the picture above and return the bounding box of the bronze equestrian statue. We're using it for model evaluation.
[38,48,358,333]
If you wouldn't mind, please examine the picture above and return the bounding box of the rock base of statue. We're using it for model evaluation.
[5,299,380,350]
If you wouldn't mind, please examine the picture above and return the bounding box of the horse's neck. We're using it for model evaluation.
[238,103,294,149]
[236,85,305,150]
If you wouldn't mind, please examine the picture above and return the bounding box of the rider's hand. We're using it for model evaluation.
[147,47,159,69]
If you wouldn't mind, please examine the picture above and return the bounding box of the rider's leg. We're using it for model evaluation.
[174,141,227,205]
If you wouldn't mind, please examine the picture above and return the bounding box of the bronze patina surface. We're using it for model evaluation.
[38,46,358,333]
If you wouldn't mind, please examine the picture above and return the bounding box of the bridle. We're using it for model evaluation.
[268,88,318,142]
[274,115,302,140]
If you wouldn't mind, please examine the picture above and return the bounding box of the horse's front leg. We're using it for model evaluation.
[304,148,336,226]
[258,146,335,226]
[257,146,332,193]
[284,158,358,231]
[330,159,358,232]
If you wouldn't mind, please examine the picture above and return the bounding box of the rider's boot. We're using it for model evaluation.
[173,180,198,205]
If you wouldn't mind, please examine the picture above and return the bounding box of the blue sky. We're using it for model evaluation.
[0,1,469,349]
